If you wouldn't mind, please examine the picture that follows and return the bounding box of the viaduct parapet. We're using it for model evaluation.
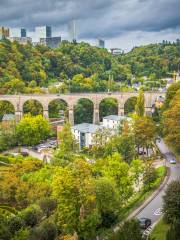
[0,92,166,125]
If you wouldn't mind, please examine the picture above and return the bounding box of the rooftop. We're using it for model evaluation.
[72,123,103,133]
[2,114,15,121]
[103,115,131,121]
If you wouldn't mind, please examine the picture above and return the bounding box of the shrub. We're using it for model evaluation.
[163,180,180,223]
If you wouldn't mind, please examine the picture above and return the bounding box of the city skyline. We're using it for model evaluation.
[0,0,180,51]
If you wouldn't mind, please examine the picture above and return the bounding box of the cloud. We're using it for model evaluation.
[0,0,180,49]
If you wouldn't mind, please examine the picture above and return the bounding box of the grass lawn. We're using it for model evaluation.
[150,219,170,240]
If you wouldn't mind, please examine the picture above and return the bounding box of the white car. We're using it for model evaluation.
[170,158,176,164]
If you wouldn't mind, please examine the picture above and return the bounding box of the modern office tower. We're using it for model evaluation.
[35,26,52,39]
[68,20,77,42]
[21,28,26,37]
[9,28,27,37]
[0,27,10,39]
[97,39,105,48]
[40,36,61,48]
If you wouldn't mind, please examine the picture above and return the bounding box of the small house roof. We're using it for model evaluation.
[2,114,15,121]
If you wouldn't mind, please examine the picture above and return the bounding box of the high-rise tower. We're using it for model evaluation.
[68,20,77,43]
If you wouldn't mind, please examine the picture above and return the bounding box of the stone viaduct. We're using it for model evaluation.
[0,92,165,125]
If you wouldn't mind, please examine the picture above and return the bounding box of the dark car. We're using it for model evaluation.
[139,151,146,155]
[21,152,29,157]
[138,218,151,229]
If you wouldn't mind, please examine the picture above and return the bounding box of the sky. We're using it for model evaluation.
[0,0,180,51]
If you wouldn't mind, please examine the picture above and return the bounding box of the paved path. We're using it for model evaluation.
[136,139,180,224]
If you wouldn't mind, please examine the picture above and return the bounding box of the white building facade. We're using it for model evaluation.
[103,115,131,129]
[71,123,103,149]
[71,115,132,149]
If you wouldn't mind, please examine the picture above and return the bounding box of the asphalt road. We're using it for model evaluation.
[136,139,180,224]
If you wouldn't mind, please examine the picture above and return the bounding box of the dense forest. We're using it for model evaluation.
[0,39,180,94]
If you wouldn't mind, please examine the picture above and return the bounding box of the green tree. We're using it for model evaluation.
[135,90,145,116]
[23,100,43,116]
[0,213,11,240]
[130,159,144,191]
[163,90,180,153]
[95,177,119,228]
[101,153,133,203]
[20,205,43,228]
[166,219,180,240]
[164,81,180,109]
[124,97,137,115]
[16,115,51,146]
[52,159,101,238]
[30,221,58,240]
[133,116,156,155]
[92,128,112,157]
[39,197,57,218]
[163,180,180,223]
[53,122,77,165]
[105,133,136,163]
[0,101,14,120]
[74,99,93,124]
[143,161,157,191]
[99,98,118,121]
[11,229,29,240]
[112,219,143,240]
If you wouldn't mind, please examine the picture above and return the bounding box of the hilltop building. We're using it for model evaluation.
[8,37,32,45]
[9,28,27,38]
[40,36,61,48]
[35,26,61,48]
[35,26,52,39]
[0,27,9,39]
[68,20,77,42]
[97,39,105,48]
[110,48,123,55]
[8,27,32,45]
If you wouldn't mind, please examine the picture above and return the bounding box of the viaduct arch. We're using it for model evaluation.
[0,92,166,125]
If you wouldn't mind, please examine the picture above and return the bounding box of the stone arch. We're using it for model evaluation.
[124,96,137,115]
[23,99,44,116]
[0,100,15,121]
[48,98,68,120]
[99,97,118,121]
[74,98,94,124]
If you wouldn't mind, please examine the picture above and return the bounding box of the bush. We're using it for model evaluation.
[101,211,118,228]
[20,205,43,227]
[0,213,11,240]
[0,154,10,163]
[7,216,23,234]
[30,221,58,240]
[163,180,180,223]
[11,228,29,240]
[39,197,57,217]
[111,219,143,240]
[166,219,180,240]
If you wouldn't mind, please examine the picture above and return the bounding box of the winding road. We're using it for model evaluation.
[136,139,180,224]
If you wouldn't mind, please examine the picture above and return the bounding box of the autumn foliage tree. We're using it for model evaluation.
[163,89,180,153]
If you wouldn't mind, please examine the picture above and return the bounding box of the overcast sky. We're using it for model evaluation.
[0,0,180,51]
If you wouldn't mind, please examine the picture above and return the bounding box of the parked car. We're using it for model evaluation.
[21,152,29,157]
[170,158,176,164]
[138,218,151,229]
[139,151,146,155]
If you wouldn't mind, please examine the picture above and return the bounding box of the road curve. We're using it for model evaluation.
[136,139,180,224]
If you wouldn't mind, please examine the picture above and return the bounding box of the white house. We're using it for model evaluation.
[71,123,103,149]
[102,115,131,129]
